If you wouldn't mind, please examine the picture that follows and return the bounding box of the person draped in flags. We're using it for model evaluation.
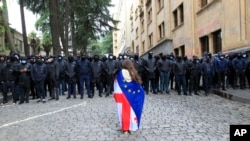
[113,59,145,134]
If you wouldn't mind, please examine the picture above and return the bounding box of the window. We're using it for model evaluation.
[135,8,138,19]
[157,0,164,11]
[200,36,209,53]
[174,48,179,56]
[140,0,144,6]
[179,4,184,23]
[174,46,185,57]
[173,3,184,28]
[180,45,185,57]
[146,0,151,6]
[173,10,178,27]
[136,27,139,38]
[19,40,22,51]
[131,20,133,32]
[147,8,152,23]
[158,22,165,40]
[200,0,208,8]
[136,46,139,54]
[141,19,144,33]
[142,41,145,53]
[149,33,153,47]
[213,30,222,54]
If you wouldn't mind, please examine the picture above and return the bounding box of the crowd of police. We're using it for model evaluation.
[0,51,249,105]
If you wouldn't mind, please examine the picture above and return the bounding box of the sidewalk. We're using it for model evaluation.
[212,87,250,104]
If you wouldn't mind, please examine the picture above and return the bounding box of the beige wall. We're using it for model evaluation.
[113,0,250,58]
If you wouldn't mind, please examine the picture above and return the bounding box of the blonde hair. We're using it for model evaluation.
[122,59,142,84]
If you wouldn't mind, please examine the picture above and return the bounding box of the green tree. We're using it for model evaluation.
[88,31,113,56]
[100,31,113,54]
[42,33,52,57]
[2,0,15,53]
[28,31,40,55]
[23,0,118,56]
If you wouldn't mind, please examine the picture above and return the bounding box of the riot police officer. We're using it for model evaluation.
[65,55,77,99]
[47,56,60,100]
[17,57,32,104]
[31,56,47,103]
[76,54,91,99]
[90,55,104,97]
[104,54,118,97]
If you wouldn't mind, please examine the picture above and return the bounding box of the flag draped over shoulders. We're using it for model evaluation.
[113,70,145,131]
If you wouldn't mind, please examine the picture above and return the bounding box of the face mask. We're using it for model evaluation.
[119,56,123,60]
[21,60,27,64]
[242,54,247,58]
[68,58,73,62]
[109,56,113,60]
[123,56,127,59]
[220,56,224,59]
[37,59,42,63]
[48,58,53,63]
[94,58,99,61]
[134,55,139,60]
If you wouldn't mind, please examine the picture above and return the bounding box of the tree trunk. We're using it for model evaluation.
[64,0,70,57]
[2,0,15,52]
[71,11,77,56]
[46,51,49,57]
[58,0,70,57]
[20,0,30,56]
[49,0,61,56]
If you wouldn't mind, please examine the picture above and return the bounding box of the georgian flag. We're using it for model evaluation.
[113,71,145,131]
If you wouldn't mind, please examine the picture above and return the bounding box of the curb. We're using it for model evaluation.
[212,89,250,104]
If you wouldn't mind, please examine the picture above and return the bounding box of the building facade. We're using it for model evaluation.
[113,0,250,58]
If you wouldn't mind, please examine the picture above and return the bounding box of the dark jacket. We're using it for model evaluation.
[173,61,186,75]
[47,61,59,80]
[232,57,245,71]
[65,61,77,83]
[56,60,67,79]
[76,59,90,76]
[0,63,16,82]
[157,59,171,73]
[104,59,118,76]
[187,60,201,76]
[201,61,214,76]
[31,62,47,81]
[17,63,31,87]
[145,58,156,78]
[215,58,228,72]
[90,60,104,79]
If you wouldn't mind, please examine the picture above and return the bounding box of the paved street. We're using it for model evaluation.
[0,91,250,141]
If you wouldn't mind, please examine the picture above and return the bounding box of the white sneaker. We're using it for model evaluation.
[42,99,46,103]
[123,131,128,135]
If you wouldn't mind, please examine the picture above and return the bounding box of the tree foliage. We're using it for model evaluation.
[22,0,118,56]
[88,31,113,56]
